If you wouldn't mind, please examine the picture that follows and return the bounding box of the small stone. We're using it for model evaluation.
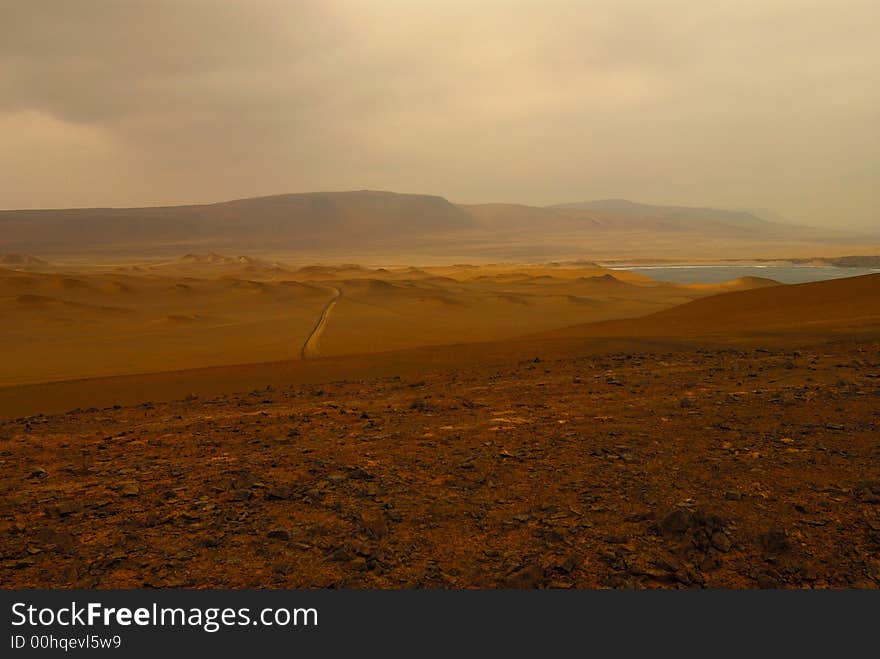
[46,501,83,517]
[267,528,291,541]
[504,562,544,588]
[761,527,790,553]
[711,531,732,552]
[361,510,388,539]
[120,482,140,497]
[660,509,692,535]
[349,539,372,557]
[28,467,47,479]
[724,490,744,501]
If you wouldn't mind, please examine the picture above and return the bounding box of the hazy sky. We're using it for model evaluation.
[1,0,877,228]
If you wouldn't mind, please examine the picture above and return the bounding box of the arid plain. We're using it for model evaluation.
[1,193,879,589]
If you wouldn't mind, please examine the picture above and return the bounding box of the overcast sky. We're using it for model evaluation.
[1,0,877,228]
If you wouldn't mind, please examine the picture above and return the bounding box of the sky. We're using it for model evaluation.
[1,0,877,229]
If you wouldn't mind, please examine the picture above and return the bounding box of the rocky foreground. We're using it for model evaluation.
[1,339,879,589]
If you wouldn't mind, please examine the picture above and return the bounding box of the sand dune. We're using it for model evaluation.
[542,273,880,339]
[0,266,331,385]
[6,255,870,410]
[0,259,781,387]
[0,271,875,420]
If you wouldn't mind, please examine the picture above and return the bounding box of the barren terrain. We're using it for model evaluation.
[1,274,878,589]
[0,257,778,385]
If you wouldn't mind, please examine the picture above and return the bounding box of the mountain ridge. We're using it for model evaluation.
[0,190,863,257]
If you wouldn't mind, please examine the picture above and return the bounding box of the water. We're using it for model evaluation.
[613,265,879,285]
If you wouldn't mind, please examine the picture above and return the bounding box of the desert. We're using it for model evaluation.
[1,251,878,588]
[3,1,880,602]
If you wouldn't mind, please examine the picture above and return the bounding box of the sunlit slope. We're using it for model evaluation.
[313,270,780,356]
[541,273,880,339]
[0,268,329,385]
[0,261,782,385]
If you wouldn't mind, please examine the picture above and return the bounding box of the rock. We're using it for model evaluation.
[504,562,544,588]
[347,466,374,480]
[120,482,140,497]
[855,482,880,504]
[557,554,581,574]
[46,501,83,517]
[348,539,372,557]
[724,489,744,501]
[756,572,781,589]
[761,527,790,554]
[660,509,692,536]
[360,510,388,539]
[604,535,629,544]
[327,546,353,562]
[200,536,223,549]
[711,531,732,552]
[28,467,47,479]
[267,528,291,541]
[265,486,293,501]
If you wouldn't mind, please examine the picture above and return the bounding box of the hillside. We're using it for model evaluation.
[544,273,880,339]
[2,191,869,259]
[0,190,475,254]
[550,199,776,234]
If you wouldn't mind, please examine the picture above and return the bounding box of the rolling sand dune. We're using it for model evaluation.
[0,259,784,386]
[1,270,875,420]
[0,265,332,385]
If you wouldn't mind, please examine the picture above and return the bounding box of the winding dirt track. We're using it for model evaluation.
[300,286,341,359]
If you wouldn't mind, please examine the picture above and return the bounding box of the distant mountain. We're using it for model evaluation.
[0,191,859,257]
[459,203,591,232]
[549,199,776,233]
[0,190,475,253]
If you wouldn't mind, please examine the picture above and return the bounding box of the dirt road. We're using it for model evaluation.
[300,286,341,359]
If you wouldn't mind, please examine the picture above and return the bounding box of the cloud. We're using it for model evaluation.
[1,0,878,228]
